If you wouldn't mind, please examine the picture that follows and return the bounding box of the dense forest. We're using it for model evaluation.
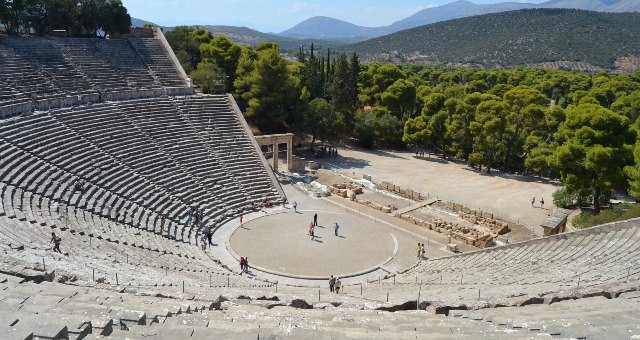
[167,27,640,213]
[0,0,131,36]
[348,9,640,70]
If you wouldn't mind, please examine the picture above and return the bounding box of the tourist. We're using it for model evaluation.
[314,213,318,226]
[50,232,62,253]
[240,214,243,226]
[205,226,213,248]
[334,222,340,236]
[160,214,166,233]
[531,196,535,207]
[244,257,249,273]
[240,257,245,272]
[187,210,193,227]
[421,244,426,259]
[540,198,545,209]
[329,275,335,293]
[334,278,341,294]
[293,201,297,212]
[417,243,422,258]
[200,234,207,251]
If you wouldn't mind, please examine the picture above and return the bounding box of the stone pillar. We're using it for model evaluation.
[287,139,293,171]
[273,143,279,172]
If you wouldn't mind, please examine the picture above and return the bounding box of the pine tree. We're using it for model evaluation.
[303,44,323,99]
[328,52,354,133]
[348,52,360,110]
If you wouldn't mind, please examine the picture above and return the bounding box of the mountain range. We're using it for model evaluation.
[346,8,640,70]
[280,0,640,41]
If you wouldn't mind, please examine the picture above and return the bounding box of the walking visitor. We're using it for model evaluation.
[50,232,62,253]
[329,275,335,293]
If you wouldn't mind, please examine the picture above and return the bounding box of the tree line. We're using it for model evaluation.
[166,26,360,145]
[166,27,640,214]
[0,0,131,36]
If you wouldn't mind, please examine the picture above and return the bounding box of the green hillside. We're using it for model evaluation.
[347,9,640,70]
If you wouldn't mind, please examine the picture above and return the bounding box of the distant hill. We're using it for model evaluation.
[346,9,640,70]
[609,0,640,12]
[279,0,640,41]
[540,0,608,11]
[164,25,342,55]
[279,16,374,42]
[380,0,534,33]
[131,17,155,27]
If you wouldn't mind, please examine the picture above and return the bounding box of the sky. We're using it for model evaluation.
[121,0,543,33]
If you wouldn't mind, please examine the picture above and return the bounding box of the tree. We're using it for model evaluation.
[372,110,404,148]
[380,79,417,122]
[403,114,430,149]
[354,110,376,148]
[100,0,131,36]
[302,44,324,100]
[165,27,212,71]
[327,53,352,125]
[190,61,221,94]
[302,98,344,148]
[625,139,640,200]
[470,100,509,173]
[0,0,33,34]
[199,35,241,91]
[235,45,298,131]
[502,86,548,172]
[550,104,635,214]
[232,45,258,110]
[358,63,406,106]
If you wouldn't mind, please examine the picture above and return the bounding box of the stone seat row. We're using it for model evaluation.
[1,183,209,263]
[354,220,640,304]
[0,34,187,108]
[0,99,281,245]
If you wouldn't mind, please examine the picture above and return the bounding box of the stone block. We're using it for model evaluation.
[412,190,420,199]
[482,211,493,219]
[352,187,363,195]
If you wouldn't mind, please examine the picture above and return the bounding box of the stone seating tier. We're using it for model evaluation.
[0,95,282,248]
[0,35,188,113]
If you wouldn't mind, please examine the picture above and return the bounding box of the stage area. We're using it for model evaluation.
[227,185,443,279]
[230,209,396,277]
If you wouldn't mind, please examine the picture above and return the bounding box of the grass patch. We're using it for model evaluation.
[573,203,640,229]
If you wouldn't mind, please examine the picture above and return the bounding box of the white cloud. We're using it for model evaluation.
[279,2,322,13]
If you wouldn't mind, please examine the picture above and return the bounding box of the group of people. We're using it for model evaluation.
[187,206,204,227]
[308,213,342,240]
[329,275,342,293]
[531,196,545,209]
[315,146,338,158]
[70,178,86,192]
[239,256,249,273]
[417,243,426,259]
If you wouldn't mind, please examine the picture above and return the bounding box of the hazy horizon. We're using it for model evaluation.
[122,0,546,32]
